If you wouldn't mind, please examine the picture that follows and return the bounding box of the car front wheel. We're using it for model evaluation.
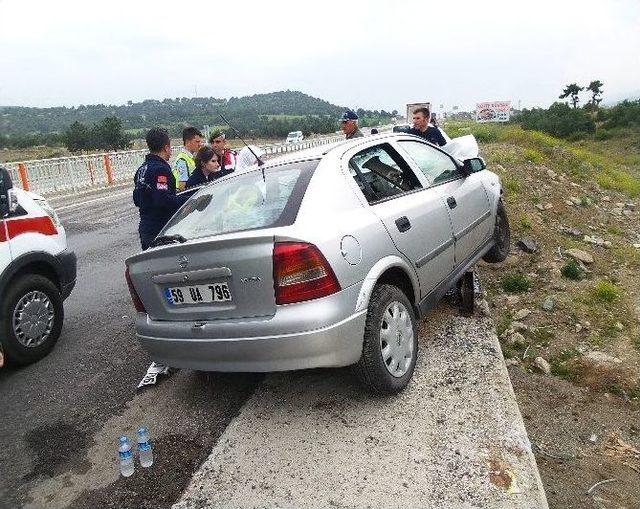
[354,284,418,395]
[483,200,510,263]
[0,274,64,365]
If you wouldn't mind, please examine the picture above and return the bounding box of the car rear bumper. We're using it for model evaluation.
[137,310,366,372]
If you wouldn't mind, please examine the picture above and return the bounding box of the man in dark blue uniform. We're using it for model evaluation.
[408,107,447,146]
[133,128,188,250]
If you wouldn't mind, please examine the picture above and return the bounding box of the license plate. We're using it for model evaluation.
[165,283,232,305]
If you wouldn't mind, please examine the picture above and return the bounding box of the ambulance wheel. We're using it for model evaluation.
[0,274,64,366]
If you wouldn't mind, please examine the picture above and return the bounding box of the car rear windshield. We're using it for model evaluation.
[161,160,318,240]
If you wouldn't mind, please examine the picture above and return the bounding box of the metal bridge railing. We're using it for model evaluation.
[3,134,345,197]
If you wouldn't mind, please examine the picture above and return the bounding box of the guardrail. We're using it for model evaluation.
[2,135,345,197]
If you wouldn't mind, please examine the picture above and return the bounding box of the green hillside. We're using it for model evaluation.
[0,90,395,138]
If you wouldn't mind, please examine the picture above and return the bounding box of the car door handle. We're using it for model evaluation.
[447,196,457,209]
[395,216,411,232]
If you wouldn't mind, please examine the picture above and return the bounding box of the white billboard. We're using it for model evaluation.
[476,101,511,123]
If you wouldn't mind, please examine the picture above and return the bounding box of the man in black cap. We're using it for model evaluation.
[133,127,189,250]
[339,110,364,140]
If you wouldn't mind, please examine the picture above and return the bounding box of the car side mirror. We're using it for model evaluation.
[462,157,486,176]
[0,166,16,216]
[7,189,19,213]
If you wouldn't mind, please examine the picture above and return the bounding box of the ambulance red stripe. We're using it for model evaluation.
[1,216,57,242]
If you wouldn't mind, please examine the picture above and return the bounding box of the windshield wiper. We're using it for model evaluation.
[150,234,187,247]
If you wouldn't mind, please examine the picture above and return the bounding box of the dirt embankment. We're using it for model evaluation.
[471,126,640,508]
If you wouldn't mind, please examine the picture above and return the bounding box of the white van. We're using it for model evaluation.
[0,167,76,366]
[285,131,304,143]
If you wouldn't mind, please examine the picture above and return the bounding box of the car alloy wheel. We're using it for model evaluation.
[379,301,414,378]
[1,274,64,365]
[12,290,55,348]
[354,284,418,394]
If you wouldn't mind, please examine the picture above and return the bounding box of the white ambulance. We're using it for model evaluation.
[0,167,76,367]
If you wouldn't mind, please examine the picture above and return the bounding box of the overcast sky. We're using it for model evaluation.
[1,0,638,113]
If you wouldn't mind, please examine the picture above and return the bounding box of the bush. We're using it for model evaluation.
[519,215,533,230]
[592,280,621,303]
[580,195,592,206]
[472,127,499,143]
[602,99,640,129]
[515,102,595,140]
[550,348,581,382]
[524,149,544,163]
[501,273,531,293]
[594,128,613,140]
[502,175,522,195]
[561,260,583,280]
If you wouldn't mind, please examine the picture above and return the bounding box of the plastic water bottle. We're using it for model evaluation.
[136,427,154,468]
[118,436,135,477]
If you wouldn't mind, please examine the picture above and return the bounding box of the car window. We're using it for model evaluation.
[161,160,317,240]
[348,143,422,204]
[399,140,461,185]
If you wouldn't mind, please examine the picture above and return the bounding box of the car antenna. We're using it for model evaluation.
[218,112,266,184]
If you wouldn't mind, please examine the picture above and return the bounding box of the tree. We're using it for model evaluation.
[64,121,91,152]
[516,102,595,139]
[586,80,604,107]
[92,116,130,150]
[559,83,584,109]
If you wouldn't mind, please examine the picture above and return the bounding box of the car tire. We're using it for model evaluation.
[0,274,64,366]
[482,200,510,263]
[354,284,418,395]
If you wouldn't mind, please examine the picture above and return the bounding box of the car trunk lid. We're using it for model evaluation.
[128,234,276,321]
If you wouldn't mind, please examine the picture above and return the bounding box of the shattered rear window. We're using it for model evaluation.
[161,160,317,240]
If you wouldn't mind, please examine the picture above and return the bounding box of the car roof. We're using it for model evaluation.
[177,132,460,197]
[195,133,441,184]
[260,132,432,166]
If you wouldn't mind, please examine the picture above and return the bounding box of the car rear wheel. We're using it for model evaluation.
[0,274,64,365]
[354,284,418,395]
[483,200,510,263]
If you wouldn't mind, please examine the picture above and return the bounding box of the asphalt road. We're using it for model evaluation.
[0,192,262,509]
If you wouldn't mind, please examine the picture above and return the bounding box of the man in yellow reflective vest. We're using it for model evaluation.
[173,127,204,191]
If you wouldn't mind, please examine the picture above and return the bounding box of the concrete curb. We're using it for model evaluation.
[174,311,548,509]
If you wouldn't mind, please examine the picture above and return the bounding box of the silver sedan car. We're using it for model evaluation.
[125,133,510,394]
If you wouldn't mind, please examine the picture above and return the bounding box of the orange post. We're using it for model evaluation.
[88,161,95,185]
[18,163,30,191]
[104,154,114,185]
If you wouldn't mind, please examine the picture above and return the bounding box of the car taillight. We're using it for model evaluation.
[273,242,341,305]
[125,266,146,313]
